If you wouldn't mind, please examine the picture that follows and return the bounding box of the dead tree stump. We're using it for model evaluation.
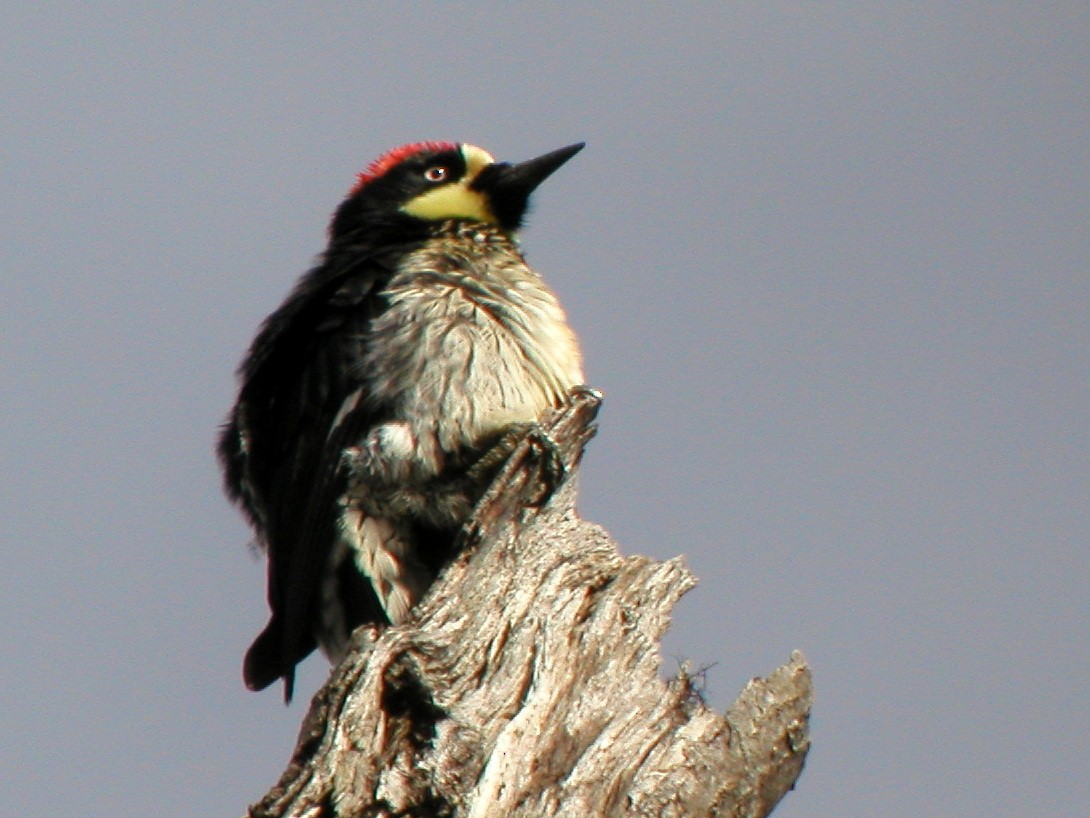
[246,389,812,817]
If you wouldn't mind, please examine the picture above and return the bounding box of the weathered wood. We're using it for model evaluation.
[246,389,811,818]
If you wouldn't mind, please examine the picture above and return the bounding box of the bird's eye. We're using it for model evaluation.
[423,166,448,182]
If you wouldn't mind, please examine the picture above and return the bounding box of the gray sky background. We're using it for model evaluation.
[3,4,1087,816]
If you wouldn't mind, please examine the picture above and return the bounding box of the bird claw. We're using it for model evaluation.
[524,423,567,506]
[466,421,567,506]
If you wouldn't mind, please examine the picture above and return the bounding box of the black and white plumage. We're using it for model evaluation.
[219,142,585,699]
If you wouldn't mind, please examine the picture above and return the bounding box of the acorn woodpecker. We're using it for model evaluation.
[219,141,585,699]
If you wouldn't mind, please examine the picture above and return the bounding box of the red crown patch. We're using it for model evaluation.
[349,141,459,195]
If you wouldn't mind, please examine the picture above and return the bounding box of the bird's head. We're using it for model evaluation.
[329,141,584,239]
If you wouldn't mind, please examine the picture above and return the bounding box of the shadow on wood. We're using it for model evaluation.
[247,388,812,817]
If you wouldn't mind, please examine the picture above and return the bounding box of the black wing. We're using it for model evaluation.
[219,246,400,699]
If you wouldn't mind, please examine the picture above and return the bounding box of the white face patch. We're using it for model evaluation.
[400,144,498,224]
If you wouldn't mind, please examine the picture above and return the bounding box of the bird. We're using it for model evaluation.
[219,141,586,700]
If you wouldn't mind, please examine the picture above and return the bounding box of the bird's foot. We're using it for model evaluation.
[469,421,566,506]
[524,424,566,504]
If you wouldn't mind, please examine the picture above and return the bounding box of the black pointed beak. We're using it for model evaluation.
[473,142,585,229]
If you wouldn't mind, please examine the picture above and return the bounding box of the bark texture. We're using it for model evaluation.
[246,389,812,817]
